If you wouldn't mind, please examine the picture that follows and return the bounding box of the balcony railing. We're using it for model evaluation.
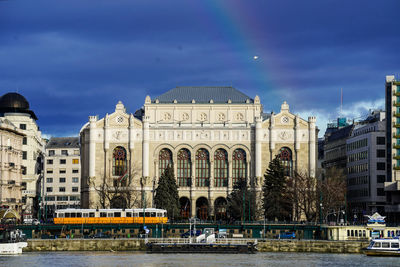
[394,156,400,160]
[394,92,400,96]
[393,133,400,138]
[394,103,400,107]
[394,124,400,128]
[393,144,400,149]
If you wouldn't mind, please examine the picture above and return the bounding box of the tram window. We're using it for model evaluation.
[70,213,76,218]
[76,213,82,218]
[391,242,399,248]
[373,242,381,248]
[151,212,156,217]
[83,213,88,218]
[145,212,150,217]
[58,213,64,218]
[355,230,358,237]
[347,230,350,237]
[126,212,132,217]
[382,242,390,248]
[134,213,138,217]
[363,230,366,237]
[114,212,121,217]
[157,213,161,217]
[89,213,95,217]
[65,213,70,218]
[139,212,144,217]
[107,213,113,217]
[100,212,107,217]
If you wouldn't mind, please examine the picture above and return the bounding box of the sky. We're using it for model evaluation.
[0,0,399,138]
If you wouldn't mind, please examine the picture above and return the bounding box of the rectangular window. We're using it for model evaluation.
[60,159,66,164]
[69,196,80,201]
[59,169,66,174]
[47,159,53,164]
[377,162,385,170]
[22,151,27,160]
[46,187,53,192]
[57,196,68,201]
[59,177,66,183]
[377,136,385,145]
[377,175,386,183]
[59,187,65,192]
[22,137,27,145]
[46,169,53,174]
[74,150,79,155]
[377,149,385,158]
[72,177,79,183]
[46,178,53,183]
[72,187,79,192]
[377,188,385,196]
[21,166,26,175]
[72,159,79,164]
[72,169,79,173]
[61,150,68,156]
[19,124,26,130]
[49,150,55,156]
[45,196,55,201]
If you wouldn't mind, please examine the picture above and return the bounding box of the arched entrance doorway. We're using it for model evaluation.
[196,197,209,220]
[110,196,127,209]
[179,197,191,219]
[214,197,227,221]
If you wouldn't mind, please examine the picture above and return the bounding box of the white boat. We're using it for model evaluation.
[364,238,400,256]
[0,242,28,255]
[0,229,27,255]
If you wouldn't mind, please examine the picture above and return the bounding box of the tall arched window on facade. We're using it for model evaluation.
[159,149,173,177]
[232,149,246,185]
[196,149,210,187]
[177,149,191,186]
[278,147,293,176]
[113,146,127,176]
[214,149,228,187]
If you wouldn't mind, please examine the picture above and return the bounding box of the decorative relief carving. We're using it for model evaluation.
[236,113,244,121]
[199,113,207,121]
[182,112,189,121]
[217,112,226,121]
[163,112,172,121]
[281,116,289,124]
[116,116,124,124]
[278,131,292,141]
[113,131,122,140]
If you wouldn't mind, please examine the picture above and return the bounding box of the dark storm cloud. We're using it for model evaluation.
[0,0,399,136]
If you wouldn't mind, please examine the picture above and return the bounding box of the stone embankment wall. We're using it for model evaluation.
[25,239,369,254]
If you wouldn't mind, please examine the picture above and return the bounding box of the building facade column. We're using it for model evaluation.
[294,115,300,172]
[89,116,97,178]
[142,116,150,178]
[308,116,316,178]
[255,116,262,179]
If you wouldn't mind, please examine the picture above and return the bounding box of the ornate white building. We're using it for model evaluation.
[0,93,45,218]
[80,87,317,220]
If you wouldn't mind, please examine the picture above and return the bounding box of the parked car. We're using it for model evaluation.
[276,232,296,239]
[181,230,202,238]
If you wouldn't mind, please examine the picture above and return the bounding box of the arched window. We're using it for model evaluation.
[159,149,173,177]
[214,149,228,187]
[278,147,293,176]
[177,149,191,187]
[113,146,127,176]
[196,149,210,187]
[232,149,247,185]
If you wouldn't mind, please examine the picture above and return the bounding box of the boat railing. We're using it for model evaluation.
[146,238,257,244]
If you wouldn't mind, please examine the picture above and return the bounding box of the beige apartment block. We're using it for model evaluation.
[42,137,80,219]
[0,118,25,216]
[80,87,318,220]
[0,93,45,219]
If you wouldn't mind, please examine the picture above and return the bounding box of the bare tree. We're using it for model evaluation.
[317,167,347,223]
[288,170,318,222]
[91,166,141,209]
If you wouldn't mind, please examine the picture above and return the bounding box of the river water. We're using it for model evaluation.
[1,252,400,267]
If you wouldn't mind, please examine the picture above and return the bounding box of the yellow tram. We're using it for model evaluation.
[53,208,168,224]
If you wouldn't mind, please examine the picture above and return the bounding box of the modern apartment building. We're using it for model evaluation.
[346,111,386,221]
[385,75,400,222]
[0,92,45,219]
[0,118,25,216]
[42,137,80,219]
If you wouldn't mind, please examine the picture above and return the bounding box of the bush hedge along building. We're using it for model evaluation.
[80,87,317,220]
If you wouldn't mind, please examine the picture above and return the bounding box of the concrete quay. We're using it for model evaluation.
[24,239,369,254]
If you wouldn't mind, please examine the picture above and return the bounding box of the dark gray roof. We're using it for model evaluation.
[326,125,354,142]
[46,137,79,149]
[153,86,253,104]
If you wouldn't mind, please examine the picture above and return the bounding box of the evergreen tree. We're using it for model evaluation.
[262,156,292,221]
[227,178,256,222]
[154,166,180,221]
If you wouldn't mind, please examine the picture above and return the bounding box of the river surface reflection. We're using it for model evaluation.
[1,251,400,267]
